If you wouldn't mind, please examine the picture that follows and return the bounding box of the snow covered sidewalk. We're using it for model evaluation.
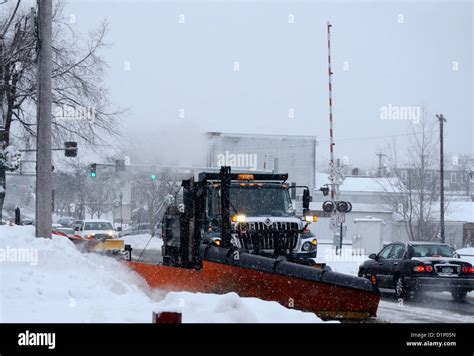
[0,225,325,323]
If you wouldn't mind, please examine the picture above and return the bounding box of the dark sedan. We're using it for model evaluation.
[358,242,474,301]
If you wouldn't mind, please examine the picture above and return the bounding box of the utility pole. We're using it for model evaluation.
[376,152,386,177]
[35,0,53,238]
[0,33,6,223]
[436,114,446,243]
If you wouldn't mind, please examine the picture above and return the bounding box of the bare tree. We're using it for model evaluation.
[130,170,180,228]
[0,1,123,221]
[378,109,445,241]
[454,153,473,196]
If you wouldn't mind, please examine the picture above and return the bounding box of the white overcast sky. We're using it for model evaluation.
[7,0,474,168]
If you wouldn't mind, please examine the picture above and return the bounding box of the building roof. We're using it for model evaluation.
[206,131,316,141]
[441,202,474,223]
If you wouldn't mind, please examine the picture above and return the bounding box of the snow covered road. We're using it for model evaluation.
[376,292,474,323]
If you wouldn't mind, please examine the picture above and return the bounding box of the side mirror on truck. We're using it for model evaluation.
[303,189,312,210]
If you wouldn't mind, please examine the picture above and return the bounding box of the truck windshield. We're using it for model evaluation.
[208,185,294,217]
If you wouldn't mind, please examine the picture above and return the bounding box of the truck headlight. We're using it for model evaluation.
[304,215,318,223]
[302,241,312,251]
[231,214,246,223]
[302,239,318,251]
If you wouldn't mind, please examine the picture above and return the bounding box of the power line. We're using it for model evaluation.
[317,130,438,143]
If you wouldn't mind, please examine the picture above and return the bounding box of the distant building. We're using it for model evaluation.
[397,167,473,199]
[205,132,317,191]
[311,172,474,249]
[311,172,405,246]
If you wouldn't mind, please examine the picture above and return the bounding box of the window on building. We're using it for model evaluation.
[451,172,457,184]
[400,170,408,182]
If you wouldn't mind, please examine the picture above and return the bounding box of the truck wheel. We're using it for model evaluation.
[451,289,468,301]
[394,276,409,299]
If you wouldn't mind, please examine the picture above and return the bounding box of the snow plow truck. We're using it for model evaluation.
[127,166,380,320]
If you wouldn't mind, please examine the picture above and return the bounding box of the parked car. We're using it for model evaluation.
[72,220,83,231]
[56,217,74,228]
[77,219,117,240]
[358,241,474,301]
[52,224,75,236]
[119,223,152,237]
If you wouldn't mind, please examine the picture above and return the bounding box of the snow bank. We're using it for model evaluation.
[457,247,474,265]
[0,225,156,322]
[0,225,324,323]
[120,233,162,251]
[154,291,322,323]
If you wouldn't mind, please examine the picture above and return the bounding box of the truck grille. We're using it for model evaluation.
[236,222,299,252]
[241,221,300,232]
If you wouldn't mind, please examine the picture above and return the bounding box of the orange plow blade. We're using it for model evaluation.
[127,247,379,320]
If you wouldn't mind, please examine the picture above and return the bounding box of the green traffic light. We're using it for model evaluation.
[90,172,97,178]
[150,174,157,180]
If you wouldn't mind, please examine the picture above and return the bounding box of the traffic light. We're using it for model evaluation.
[150,174,157,180]
[64,142,78,157]
[90,163,97,178]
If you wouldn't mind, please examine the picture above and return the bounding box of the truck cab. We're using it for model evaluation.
[205,179,318,262]
[162,169,319,267]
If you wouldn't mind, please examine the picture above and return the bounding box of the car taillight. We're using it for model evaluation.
[413,265,432,272]
[462,266,474,274]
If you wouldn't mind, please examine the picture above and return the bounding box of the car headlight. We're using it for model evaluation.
[87,233,95,238]
[107,230,114,237]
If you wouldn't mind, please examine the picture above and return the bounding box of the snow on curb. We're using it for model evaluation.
[0,225,325,323]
